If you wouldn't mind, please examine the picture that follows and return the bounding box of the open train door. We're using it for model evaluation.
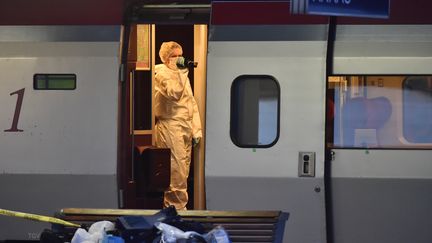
[118,2,209,210]
[205,2,328,243]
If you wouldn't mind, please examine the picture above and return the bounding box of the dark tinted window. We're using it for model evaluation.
[230,75,280,148]
[34,74,76,90]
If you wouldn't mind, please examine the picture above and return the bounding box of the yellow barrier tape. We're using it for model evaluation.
[0,208,80,228]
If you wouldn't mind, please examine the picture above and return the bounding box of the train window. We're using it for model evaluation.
[329,75,432,148]
[403,76,432,143]
[33,74,76,90]
[230,75,280,148]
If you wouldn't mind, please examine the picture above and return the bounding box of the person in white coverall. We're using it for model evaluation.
[154,41,202,210]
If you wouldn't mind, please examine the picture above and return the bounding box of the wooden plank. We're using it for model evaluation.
[179,218,278,223]
[60,215,119,222]
[60,216,278,224]
[219,224,275,230]
[227,230,274,236]
[61,208,281,218]
[230,235,274,242]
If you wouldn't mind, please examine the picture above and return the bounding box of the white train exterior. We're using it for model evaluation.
[1,1,432,243]
[0,26,120,240]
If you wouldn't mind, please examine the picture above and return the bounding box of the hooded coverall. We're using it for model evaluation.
[154,64,202,210]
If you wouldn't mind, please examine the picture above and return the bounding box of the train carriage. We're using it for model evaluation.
[1,1,432,242]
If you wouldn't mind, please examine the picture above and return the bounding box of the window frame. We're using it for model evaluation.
[328,74,432,150]
[230,74,281,149]
[33,73,77,90]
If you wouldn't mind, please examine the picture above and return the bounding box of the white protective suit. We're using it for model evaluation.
[154,63,202,210]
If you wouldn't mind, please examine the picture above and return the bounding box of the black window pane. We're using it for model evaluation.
[231,75,280,148]
[34,74,76,90]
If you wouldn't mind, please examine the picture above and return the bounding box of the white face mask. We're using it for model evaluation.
[167,57,179,70]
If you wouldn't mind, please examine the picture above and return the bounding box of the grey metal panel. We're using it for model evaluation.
[0,41,118,175]
[206,177,325,243]
[205,37,327,243]
[209,25,327,41]
[335,25,432,42]
[0,26,121,42]
[334,24,432,60]
[331,148,432,242]
[0,42,119,57]
[205,41,326,178]
[331,149,432,179]
[0,174,117,240]
[331,177,432,243]
[333,25,432,74]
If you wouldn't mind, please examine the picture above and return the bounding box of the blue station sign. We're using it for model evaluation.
[307,0,390,18]
[290,0,390,19]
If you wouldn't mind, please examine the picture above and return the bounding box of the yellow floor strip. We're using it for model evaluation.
[0,208,80,228]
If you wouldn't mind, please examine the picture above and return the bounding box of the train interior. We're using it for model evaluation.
[119,23,208,210]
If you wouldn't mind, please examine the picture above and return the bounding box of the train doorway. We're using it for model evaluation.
[118,3,209,210]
